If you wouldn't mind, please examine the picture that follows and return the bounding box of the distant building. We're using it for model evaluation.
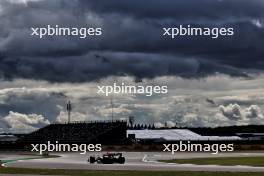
[236,133,264,141]
[127,129,241,143]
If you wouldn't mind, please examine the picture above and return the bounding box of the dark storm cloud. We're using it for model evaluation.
[81,0,264,20]
[0,53,247,82]
[0,0,263,82]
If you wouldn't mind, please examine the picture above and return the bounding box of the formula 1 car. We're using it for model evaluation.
[88,152,125,164]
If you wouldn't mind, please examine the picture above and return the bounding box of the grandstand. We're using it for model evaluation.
[0,135,17,142]
[20,120,127,144]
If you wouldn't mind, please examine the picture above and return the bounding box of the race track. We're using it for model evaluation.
[2,152,264,172]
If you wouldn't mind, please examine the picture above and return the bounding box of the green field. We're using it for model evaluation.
[160,156,264,166]
[0,167,264,176]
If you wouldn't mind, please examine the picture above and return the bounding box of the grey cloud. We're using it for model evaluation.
[3,111,50,133]
[219,104,264,120]
[219,103,243,120]
[0,89,65,120]
[0,75,264,132]
[245,105,263,119]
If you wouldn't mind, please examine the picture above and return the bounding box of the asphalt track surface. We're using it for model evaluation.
[2,152,264,172]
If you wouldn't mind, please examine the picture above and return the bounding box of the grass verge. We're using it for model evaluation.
[160,156,264,166]
[0,167,264,176]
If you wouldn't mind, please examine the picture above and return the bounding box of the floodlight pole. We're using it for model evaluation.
[111,98,114,122]
[66,101,72,123]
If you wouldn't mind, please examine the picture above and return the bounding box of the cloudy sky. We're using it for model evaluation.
[0,0,264,133]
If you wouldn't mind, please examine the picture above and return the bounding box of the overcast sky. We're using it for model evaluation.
[0,0,264,133]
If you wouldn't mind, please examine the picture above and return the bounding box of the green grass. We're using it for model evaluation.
[160,156,264,166]
[0,167,264,176]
